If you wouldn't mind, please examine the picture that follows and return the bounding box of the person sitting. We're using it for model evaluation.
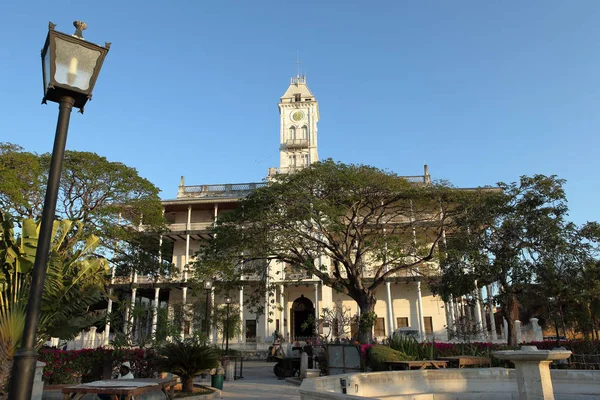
[97,362,134,400]
[118,362,134,379]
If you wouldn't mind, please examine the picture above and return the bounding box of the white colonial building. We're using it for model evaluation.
[108,75,496,348]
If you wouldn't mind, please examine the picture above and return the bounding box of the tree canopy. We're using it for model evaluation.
[0,143,166,265]
[197,160,475,342]
[436,174,599,345]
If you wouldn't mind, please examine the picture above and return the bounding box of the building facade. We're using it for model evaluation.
[109,76,486,347]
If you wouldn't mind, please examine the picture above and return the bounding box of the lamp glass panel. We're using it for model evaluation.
[53,37,101,90]
[43,48,51,94]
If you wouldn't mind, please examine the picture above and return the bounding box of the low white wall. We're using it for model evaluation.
[299,369,600,400]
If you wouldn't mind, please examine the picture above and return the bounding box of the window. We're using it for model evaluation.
[397,317,409,328]
[294,93,302,102]
[289,155,296,167]
[301,126,308,139]
[374,317,385,337]
[424,317,433,335]
[289,126,296,140]
[301,154,309,167]
[246,320,257,341]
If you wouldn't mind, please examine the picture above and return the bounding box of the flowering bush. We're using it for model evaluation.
[39,347,157,385]
[360,343,373,360]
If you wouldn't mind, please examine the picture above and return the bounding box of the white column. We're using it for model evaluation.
[448,297,456,332]
[214,204,218,224]
[239,286,244,343]
[515,320,522,344]
[105,267,116,345]
[105,296,113,346]
[478,286,488,336]
[473,281,483,339]
[158,234,163,267]
[89,326,97,349]
[503,318,509,342]
[211,289,217,343]
[185,205,191,274]
[444,302,451,334]
[152,287,160,336]
[130,273,138,340]
[280,284,286,340]
[488,285,498,340]
[410,200,425,341]
[264,286,270,343]
[386,281,395,336]
[416,280,425,341]
[314,283,319,324]
[181,286,188,339]
[129,288,137,338]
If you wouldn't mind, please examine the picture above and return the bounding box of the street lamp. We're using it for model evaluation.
[203,280,213,336]
[9,21,109,400]
[225,296,232,354]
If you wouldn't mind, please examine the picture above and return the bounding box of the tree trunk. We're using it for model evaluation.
[503,292,519,347]
[356,296,376,344]
[181,376,194,393]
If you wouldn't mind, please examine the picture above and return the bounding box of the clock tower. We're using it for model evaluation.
[272,75,319,175]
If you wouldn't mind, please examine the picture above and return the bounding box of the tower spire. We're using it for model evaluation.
[296,51,301,78]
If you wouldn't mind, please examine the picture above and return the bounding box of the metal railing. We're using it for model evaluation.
[178,182,267,199]
[168,222,214,232]
[283,139,309,148]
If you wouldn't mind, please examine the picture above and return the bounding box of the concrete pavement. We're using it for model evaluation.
[197,361,301,400]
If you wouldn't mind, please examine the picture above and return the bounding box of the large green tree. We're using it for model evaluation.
[198,160,472,343]
[437,175,586,346]
[0,143,165,263]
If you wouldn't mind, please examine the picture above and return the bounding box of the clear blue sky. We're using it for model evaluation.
[1,1,599,225]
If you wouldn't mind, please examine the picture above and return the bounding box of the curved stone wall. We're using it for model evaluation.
[299,368,600,400]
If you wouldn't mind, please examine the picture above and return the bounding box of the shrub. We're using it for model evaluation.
[39,347,156,385]
[367,345,409,371]
[154,338,218,392]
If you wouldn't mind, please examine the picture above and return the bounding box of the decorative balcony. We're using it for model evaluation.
[168,222,214,233]
[285,271,312,281]
[111,275,174,285]
[178,182,267,199]
[281,138,309,149]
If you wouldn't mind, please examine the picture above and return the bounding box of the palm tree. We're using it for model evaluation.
[0,213,109,392]
[154,338,218,392]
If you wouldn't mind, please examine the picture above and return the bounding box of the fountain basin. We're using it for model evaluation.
[493,345,572,362]
[299,369,600,400]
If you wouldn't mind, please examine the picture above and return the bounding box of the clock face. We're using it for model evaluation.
[291,111,304,121]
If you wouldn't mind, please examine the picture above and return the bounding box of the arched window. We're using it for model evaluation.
[288,126,296,140]
[301,126,308,139]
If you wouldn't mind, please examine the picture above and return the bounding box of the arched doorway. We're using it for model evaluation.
[291,295,315,339]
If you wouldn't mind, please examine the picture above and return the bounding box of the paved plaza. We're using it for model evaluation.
[197,361,301,400]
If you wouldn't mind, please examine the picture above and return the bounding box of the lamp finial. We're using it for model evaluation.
[73,21,87,39]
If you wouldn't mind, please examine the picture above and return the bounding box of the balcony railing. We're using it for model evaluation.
[168,222,214,232]
[178,182,267,199]
[282,139,309,149]
[112,275,173,285]
[285,272,312,281]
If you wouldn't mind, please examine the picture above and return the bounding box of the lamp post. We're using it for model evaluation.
[225,296,232,354]
[8,21,109,400]
[203,280,213,336]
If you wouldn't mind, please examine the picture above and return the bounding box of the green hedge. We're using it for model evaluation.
[367,345,410,371]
